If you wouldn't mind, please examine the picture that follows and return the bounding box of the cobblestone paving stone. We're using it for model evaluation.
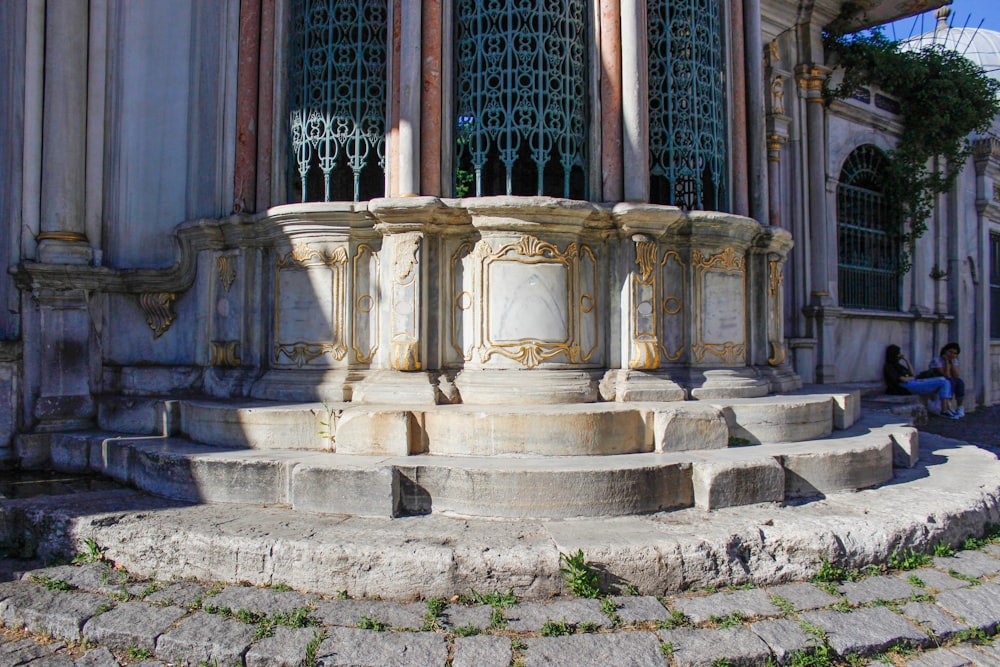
[3,546,1000,666]
[1,408,1000,665]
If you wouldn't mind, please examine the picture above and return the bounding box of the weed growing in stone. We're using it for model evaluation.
[948,569,981,586]
[73,538,106,564]
[709,612,745,629]
[422,598,445,631]
[655,609,690,629]
[906,574,925,588]
[577,621,600,633]
[600,597,621,626]
[127,646,152,661]
[356,615,389,631]
[270,582,292,592]
[933,542,955,557]
[30,575,74,592]
[810,560,845,584]
[451,624,479,637]
[488,607,506,630]
[468,588,516,608]
[559,549,601,599]
[888,548,930,571]
[511,638,527,651]
[539,619,572,637]
[303,629,326,667]
[712,658,731,667]
[769,595,796,615]
[659,642,674,657]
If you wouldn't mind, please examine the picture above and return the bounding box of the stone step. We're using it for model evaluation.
[96,391,859,456]
[48,413,914,519]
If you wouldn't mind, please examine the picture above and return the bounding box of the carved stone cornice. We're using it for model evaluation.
[14,215,252,294]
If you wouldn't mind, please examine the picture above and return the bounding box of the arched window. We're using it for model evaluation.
[647,0,727,211]
[837,145,900,310]
[288,0,387,202]
[454,0,589,199]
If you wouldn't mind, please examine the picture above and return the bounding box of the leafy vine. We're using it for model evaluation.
[824,6,1000,270]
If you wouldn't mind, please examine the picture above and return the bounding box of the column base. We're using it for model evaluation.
[599,369,687,402]
[352,370,439,405]
[687,368,771,399]
[454,369,601,405]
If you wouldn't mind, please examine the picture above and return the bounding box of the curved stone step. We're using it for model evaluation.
[96,392,859,456]
[47,414,910,519]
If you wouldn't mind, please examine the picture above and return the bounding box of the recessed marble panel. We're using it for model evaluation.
[702,271,744,344]
[275,267,338,344]
[487,261,569,343]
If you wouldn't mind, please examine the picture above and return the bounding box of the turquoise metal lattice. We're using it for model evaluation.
[648,0,727,210]
[455,0,589,199]
[289,0,387,202]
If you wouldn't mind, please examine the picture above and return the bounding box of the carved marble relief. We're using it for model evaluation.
[767,256,787,365]
[389,233,423,371]
[351,244,380,364]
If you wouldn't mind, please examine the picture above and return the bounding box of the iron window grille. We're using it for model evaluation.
[454,0,589,199]
[288,0,387,203]
[647,0,728,211]
[837,145,901,311]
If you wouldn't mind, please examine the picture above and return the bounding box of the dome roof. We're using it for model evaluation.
[899,6,1000,83]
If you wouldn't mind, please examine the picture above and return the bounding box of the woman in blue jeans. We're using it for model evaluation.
[883,344,958,418]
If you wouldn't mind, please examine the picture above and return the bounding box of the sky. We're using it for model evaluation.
[884,0,1000,40]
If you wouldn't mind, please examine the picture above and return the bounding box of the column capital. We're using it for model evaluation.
[795,64,832,101]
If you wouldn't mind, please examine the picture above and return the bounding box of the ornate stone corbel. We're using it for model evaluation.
[140,292,177,338]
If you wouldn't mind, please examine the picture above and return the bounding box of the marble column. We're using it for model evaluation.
[796,64,838,383]
[420,0,443,196]
[38,0,92,265]
[744,0,768,223]
[620,0,648,202]
[600,0,623,202]
[796,64,832,304]
[233,0,261,213]
[729,0,749,217]
[397,1,422,195]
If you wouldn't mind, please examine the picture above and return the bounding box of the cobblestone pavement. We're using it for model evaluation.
[4,538,1000,665]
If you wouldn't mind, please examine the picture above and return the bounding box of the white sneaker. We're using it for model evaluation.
[956,407,965,418]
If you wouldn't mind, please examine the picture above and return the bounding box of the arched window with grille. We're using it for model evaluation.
[647,0,728,211]
[288,0,387,203]
[454,0,589,199]
[837,145,900,310]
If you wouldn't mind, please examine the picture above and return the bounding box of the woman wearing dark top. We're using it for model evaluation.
[883,344,958,418]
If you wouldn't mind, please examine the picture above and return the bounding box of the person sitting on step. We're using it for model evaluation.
[928,342,965,418]
[883,344,959,419]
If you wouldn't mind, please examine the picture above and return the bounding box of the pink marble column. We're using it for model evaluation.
[255,0,276,211]
[233,0,261,213]
[729,0,749,217]
[600,0,623,202]
[420,0,442,196]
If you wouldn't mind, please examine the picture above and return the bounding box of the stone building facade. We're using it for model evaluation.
[0,0,996,464]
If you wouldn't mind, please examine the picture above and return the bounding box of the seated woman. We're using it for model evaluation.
[929,342,965,418]
[883,344,958,418]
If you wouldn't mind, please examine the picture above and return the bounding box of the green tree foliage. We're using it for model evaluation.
[824,12,1000,266]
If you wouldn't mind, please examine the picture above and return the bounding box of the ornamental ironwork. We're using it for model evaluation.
[647,0,728,211]
[454,0,589,199]
[837,145,900,311]
[289,0,387,203]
